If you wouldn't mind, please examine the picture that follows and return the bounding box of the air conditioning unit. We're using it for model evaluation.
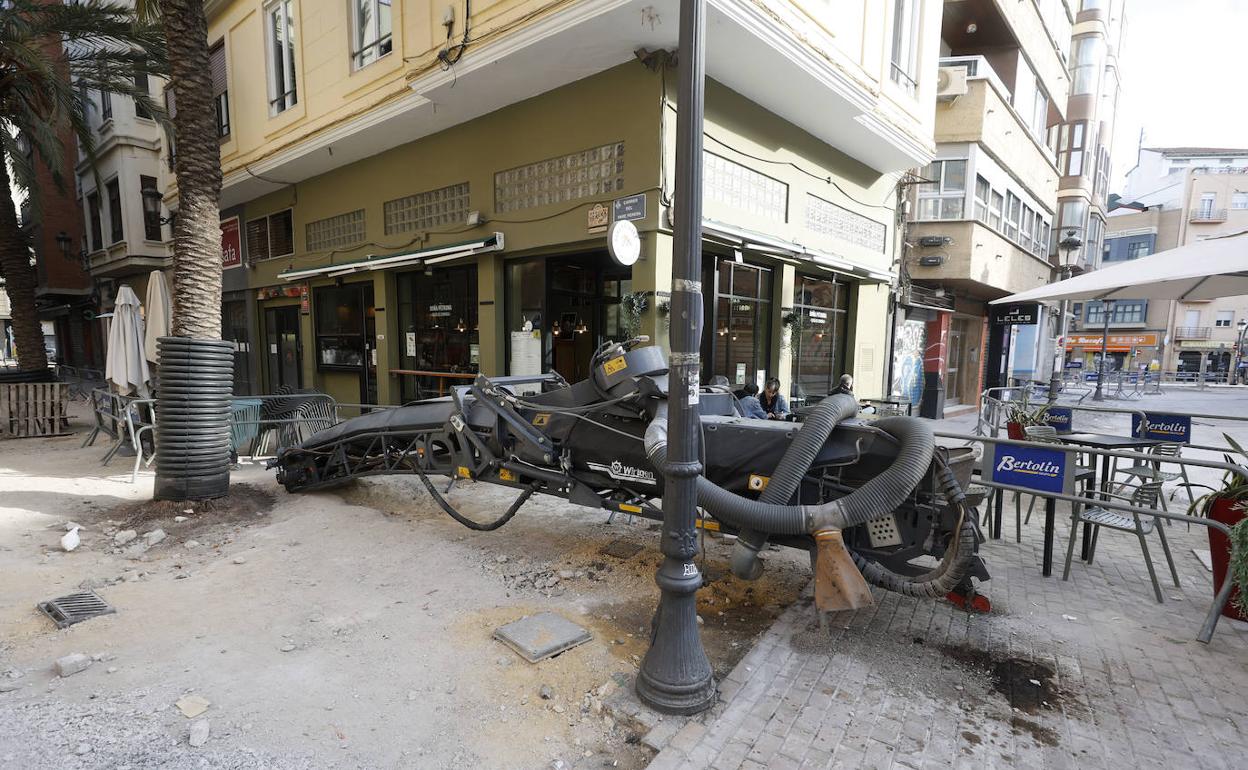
[918,254,946,267]
[918,235,952,247]
[936,67,969,101]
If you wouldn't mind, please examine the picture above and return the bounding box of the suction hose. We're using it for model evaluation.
[731,394,860,580]
[645,404,976,595]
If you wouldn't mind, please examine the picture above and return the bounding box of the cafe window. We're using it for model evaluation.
[314,283,372,369]
[790,274,849,406]
[397,266,479,399]
[707,259,772,387]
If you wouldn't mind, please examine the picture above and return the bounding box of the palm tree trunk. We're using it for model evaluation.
[0,158,50,372]
[160,0,222,339]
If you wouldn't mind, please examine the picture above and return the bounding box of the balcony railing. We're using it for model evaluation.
[1175,326,1212,340]
[1190,209,1227,223]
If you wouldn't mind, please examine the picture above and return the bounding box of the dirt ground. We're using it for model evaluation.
[0,405,810,769]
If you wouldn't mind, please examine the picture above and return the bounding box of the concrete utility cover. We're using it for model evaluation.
[494,612,592,663]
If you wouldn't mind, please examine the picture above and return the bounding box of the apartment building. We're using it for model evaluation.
[1103,148,1248,375]
[176,0,942,405]
[899,0,1074,415]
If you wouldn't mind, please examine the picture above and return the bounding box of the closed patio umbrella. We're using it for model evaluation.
[992,230,1248,304]
[144,270,171,363]
[105,285,151,397]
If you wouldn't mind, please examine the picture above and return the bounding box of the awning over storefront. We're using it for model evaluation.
[701,219,893,283]
[278,233,505,281]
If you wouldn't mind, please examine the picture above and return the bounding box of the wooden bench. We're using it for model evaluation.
[0,382,69,438]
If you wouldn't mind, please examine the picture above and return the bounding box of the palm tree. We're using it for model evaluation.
[0,0,165,373]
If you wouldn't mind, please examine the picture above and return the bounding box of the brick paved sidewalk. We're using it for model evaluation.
[648,509,1248,769]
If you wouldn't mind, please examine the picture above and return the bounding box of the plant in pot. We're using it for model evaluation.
[1188,433,1248,622]
[1003,392,1050,440]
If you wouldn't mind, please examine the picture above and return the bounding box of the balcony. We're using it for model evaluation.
[1190,209,1228,223]
[1175,326,1212,340]
[87,240,171,278]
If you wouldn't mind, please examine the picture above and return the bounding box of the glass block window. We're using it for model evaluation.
[703,152,788,221]
[805,194,886,253]
[384,182,470,235]
[494,142,625,214]
[306,209,365,252]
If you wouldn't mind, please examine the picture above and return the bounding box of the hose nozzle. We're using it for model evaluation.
[812,529,874,612]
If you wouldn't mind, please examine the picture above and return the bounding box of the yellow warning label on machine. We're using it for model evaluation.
[748,474,770,492]
[603,356,628,375]
[456,466,472,479]
[532,413,551,427]
[619,503,642,514]
[695,518,721,532]
[499,468,517,482]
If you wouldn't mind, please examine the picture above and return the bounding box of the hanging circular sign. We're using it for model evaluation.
[607,219,640,267]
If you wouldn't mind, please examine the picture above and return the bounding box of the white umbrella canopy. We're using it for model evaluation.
[991,231,1248,304]
[105,285,151,397]
[144,270,171,363]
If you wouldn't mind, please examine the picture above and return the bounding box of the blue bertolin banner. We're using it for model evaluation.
[1132,412,1191,444]
[988,443,1072,496]
[1043,407,1073,434]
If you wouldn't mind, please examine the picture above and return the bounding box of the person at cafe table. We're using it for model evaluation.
[759,377,790,420]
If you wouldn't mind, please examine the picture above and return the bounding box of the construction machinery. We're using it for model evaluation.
[271,338,989,610]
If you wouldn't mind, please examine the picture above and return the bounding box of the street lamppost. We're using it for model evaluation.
[1047,229,1082,403]
[1092,297,1115,401]
[635,0,716,715]
[1233,318,1248,385]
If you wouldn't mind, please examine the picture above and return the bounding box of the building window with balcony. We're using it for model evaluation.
[1087,300,1146,325]
[1004,193,1020,241]
[106,179,123,244]
[974,176,990,221]
[210,41,230,138]
[87,192,102,252]
[245,209,294,261]
[989,190,1003,230]
[100,90,112,121]
[133,65,151,119]
[1069,35,1103,95]
[1233,192,1248,210]
[889,0,919,96]
[1216,310,1234,327]
[352,0,392,69]
[1198,192,1217,219]
[140,175,161,241]
[916,159,965,220]
[265,0,298,115]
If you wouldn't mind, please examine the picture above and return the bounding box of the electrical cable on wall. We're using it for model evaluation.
[438,0,472,69]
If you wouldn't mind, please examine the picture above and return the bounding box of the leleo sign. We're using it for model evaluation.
[220,217,242,268]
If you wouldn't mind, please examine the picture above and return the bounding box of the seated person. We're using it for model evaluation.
[737,381,769,419]
[759,377,790,420]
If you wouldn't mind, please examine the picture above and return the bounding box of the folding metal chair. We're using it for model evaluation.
[1111,442,1196,512]
[1061,481,1179,603]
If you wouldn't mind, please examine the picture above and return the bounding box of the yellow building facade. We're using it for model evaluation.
[186,0,941,407]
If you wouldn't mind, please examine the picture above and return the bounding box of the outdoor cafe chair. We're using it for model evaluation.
[1061,481,1180,604]
[1110,442,1196,511]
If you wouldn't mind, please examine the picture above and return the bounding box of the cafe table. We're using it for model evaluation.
[1058,432,1166,560]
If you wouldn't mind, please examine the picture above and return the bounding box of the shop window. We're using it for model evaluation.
[314,284,371,369]
[398,266,478,398]
[789,274,849,406]
[707,260,772,387]
[916,160,966,221]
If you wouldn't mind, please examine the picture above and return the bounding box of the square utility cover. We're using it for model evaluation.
[494,612,592,663]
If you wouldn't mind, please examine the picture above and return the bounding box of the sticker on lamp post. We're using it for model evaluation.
[1133,413,1192,443]
[1043,407,1073,433]
[988,443,1073,496]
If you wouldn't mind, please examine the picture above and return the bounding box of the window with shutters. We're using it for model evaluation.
[134,65,151,119]
[265,0,298,115]
[246,209,294,261]
[352,0,392,69]
[210,41,230,138]
[100,89,112,121]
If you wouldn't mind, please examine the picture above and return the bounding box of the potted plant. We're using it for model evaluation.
[1003,391,1050,440]
[1189,434,1248,622]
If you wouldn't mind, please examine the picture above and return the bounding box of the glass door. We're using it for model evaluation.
[264,305,302,392]
[946,318,966,405]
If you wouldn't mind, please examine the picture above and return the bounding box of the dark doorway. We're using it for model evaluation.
[224,299,251,395]
[313,283,377,405]
[264,305,302,392]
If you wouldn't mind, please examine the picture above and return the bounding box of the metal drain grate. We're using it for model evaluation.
[37,590,115,628]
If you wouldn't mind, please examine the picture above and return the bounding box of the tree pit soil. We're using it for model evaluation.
[97,483,275,533]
